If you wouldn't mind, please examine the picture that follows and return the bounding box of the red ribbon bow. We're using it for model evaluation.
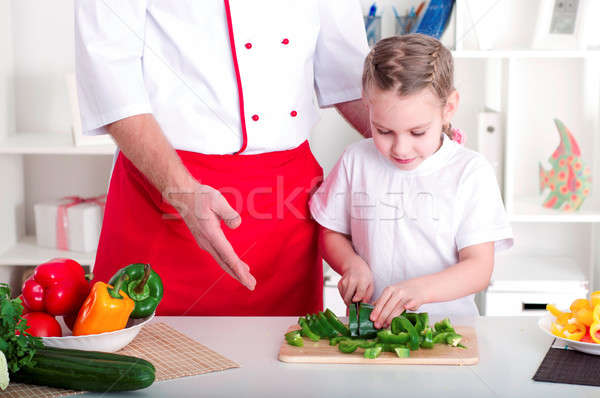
[56,195,106,251]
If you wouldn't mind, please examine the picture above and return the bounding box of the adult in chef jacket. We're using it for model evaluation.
[75,0,371,315]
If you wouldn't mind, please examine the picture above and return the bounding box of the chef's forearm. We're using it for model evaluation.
[320,227,360,275]
[106,114,196,197]
[335,99,372,138]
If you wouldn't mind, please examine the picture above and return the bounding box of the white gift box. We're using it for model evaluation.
[34,198,104,253]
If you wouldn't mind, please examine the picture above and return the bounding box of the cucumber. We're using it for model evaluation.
[39,346,156,372]
[10,348,155,392]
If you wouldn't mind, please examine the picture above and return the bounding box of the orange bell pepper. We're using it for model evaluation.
[72,274,134,336]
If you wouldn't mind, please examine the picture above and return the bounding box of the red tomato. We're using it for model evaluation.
[19,312,62,337]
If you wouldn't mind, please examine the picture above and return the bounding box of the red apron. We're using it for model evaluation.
[92,141,324,316]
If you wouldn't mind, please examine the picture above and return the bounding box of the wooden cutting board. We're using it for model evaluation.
[278,325,479,365]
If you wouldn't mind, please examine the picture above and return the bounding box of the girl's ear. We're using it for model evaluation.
[443,90,460,124]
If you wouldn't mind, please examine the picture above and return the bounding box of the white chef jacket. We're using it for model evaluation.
[309,134,514,317]
[74,0,369,155]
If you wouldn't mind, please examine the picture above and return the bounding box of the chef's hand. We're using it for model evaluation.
[167,180,257,291]
[338,255,373,306]
[370,279,425,329]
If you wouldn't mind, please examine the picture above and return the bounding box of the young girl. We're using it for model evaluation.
[309,34,513,328]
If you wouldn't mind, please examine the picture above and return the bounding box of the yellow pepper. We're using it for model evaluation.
[575,307,593,327]
[546,304,572,325]
[562,322,586,341]
[594,305,600,324]
[591,291,600,308]
[590,322,600,344]
[550,322,565,338]
[73,274,135,336]
[570,298,591,313]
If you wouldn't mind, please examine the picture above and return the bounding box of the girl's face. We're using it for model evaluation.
[365,86,459,171]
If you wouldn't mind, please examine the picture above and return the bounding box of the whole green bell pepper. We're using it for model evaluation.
[108,263,163,318]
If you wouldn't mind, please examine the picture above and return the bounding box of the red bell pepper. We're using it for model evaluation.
[21,258,90,316]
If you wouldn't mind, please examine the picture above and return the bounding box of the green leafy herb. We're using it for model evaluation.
[0,283,43,373]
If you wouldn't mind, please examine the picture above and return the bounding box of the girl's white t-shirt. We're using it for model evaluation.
[309,134,514,316]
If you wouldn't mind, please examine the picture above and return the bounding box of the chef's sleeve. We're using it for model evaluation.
[74,0,151,136]
[309,154,352,235]
[313,0,369,108]
[454,158,514,252]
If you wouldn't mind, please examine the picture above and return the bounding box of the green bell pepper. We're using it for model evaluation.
[377,329,409,344]
[298,317,319,342]
[285,330,303,347]
[398,315,420,351]
[364,345,382,359]
[420,327,434,349]
[108,263,163,318]
[325,309,350,337]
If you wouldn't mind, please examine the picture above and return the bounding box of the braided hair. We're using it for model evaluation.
[362,34,455,137]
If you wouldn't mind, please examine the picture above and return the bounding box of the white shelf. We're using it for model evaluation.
[510,197,600,223]
[0,133,116,155]
[452,50,600,59]
[0,235,96,267]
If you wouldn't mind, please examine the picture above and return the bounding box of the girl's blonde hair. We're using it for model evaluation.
[362,34,455,136]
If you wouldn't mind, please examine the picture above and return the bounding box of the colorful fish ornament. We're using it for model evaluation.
[539,119,591,212]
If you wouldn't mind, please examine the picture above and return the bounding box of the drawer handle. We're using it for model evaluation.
[522,303,547,311]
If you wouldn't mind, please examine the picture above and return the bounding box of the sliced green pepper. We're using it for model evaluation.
[339,340,358,353]
[377,343,407,352]
[348,303,358,337]
[329,336,346,346]
[446,333,463,347]
[306,314,325,337]
[298,317,319,342]
[418,313,430,331]
[355,339,377,349]
[108,263,163,318]
[432,331,452,344]
[420,327,434,349]
[285,330,303,347]
[398,315,420,351]
[317,312,339,338]
[391,317,406,334]
[434,318,454,333]
[358,303,378,338]
[325,309,351,337]
[364,345,382,359]
[394,347,410,358]
[377,329,409,344]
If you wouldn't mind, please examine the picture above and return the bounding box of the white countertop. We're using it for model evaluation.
[82,316,597,398]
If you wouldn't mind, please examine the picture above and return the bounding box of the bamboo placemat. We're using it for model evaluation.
[3,322,239,397]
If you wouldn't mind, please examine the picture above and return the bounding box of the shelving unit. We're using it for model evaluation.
[0,1,113,294]
[0,132,116,155]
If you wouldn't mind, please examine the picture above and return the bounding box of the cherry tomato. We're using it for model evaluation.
[19,312,62,337]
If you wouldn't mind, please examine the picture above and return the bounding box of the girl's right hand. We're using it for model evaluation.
[338,255,374,306]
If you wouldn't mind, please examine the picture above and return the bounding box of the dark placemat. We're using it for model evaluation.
[533,341,600,386]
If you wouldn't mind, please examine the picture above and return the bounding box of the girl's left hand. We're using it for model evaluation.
[369,279,426,329]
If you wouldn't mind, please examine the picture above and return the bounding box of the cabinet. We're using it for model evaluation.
[0,1,114,294]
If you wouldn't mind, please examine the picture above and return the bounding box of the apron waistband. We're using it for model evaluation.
[175,141,313,172]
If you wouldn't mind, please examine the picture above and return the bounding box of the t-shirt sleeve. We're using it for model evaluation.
[74,0,152,136]
[455,159,514,252]
[309,154,352,235]
[313,0,370,108]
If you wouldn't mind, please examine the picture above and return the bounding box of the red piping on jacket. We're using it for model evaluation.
[224,0,248,155]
